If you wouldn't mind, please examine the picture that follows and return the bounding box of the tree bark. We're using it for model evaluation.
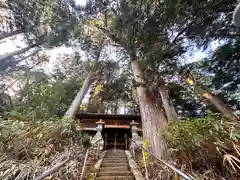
[87,89,94,111]
[158,84,178,122]
[0,43,41,62]
[0,29,23,41]
[131,58,168,159]
[98,97,105,113]
[182,73,239,121]
[114,102,118,114]
[64,72,94,118]
[195,85,239,121]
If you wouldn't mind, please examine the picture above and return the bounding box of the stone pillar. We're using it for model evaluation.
[130,120,143,153]
[91,119,105,150]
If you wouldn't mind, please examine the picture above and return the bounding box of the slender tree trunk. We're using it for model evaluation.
[64,72,94,118]
[158,84,178,122]
[0,29,23,41]
[182,74,239,121]
[111,104,114,114]
[98,97,105,113]
[114,102,118,114]
[195,84,239,121]
[87,91,94,111]
[124,104,127,114]
[131,58,168,159]
[0,43,41,62]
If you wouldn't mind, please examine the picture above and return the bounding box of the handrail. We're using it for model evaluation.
[129,138,195,180]
[34,138,102,180]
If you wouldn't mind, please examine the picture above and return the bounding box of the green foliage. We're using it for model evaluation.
[143,139,151,161]
[166,114,240,178]
[139,139,151,167]
[166,114,240,152]
[9,0,80,47]
[15,81,80,118]
[0,115,81,159]
[92,84,104,99]
[0,114,87,180]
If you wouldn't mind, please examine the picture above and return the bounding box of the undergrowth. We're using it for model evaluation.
[166,114,240,179]
[135,114,240,179]
[0,112,88,180]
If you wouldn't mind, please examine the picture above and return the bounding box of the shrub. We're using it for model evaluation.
[0,114,85,180]
[166,113,240,179]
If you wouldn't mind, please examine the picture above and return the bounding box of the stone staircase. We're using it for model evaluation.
[95,150,134,180]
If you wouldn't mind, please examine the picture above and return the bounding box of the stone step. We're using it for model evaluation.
[104,157,126,159]
[106,154,125,156]
[104,156,126,159]
[104,157,127,160]
[106,152,125,154]
[103,159,128,163]
[105,155,126,157]
[95,176,134,180]
[105,155,126,158]
[99,167,128,172]
[101,162,128,167]
[98,171,132,176]
[95,150,133,180]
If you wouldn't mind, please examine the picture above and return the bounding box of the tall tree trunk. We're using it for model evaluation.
[87,89,94,111]
[0,29,23,41]
[158,83,178,122]
[114,102,118,114]
[64,72,94,118]
[131,58,168,159]
[0,43,41,62]
[182,73,239,121]
[195,84,239,121]
[98,93,105,113]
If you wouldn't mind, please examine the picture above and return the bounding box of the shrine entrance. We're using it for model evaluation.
[75,113,142,150]
[102,128,132,150]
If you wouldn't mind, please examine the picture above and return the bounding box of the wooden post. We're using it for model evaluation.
[142,150,149,179]
[104,133,107,150]
[124,133,128,150]
[80,149,89,180]
[114,134,117,151]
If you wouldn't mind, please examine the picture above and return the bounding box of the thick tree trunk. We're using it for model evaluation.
[183,74,239,121]
[64,72,94,118]
[0,29,23,41]
[131,58,168,159]
[0,43,41,62]
[158,84,178,122]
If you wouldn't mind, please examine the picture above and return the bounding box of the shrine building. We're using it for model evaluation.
[75,113,143,150]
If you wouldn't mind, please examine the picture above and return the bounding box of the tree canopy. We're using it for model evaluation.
[0,0,240,179]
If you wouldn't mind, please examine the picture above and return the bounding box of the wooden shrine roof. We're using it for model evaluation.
[75,113,141,121]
